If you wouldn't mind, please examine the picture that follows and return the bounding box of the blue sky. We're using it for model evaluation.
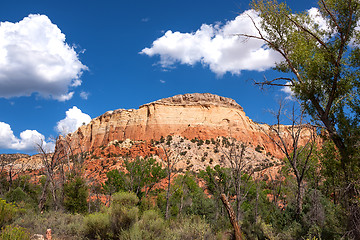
[0,0,318,154]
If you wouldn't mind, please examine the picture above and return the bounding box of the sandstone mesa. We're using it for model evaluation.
[64,93,310,159]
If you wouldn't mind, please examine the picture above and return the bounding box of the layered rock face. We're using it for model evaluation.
[65,93,306,158]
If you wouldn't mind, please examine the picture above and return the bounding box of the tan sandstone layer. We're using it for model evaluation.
[64,93,310,158]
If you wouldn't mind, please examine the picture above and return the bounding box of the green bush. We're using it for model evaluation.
[112,191,139,207]
[0,198,21,229]
[165,215,214,240]
[5,187,28,204]
[110,192,139,236]
[0,225,30,240]
[127,210,166,240]
[13,210,83,239]
[83,211,112,240]
[11,176,41,206]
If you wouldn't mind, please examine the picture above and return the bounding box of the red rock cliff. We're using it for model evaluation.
[64,93,309,158]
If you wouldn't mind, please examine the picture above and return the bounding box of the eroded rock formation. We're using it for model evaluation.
[64,93,309,158]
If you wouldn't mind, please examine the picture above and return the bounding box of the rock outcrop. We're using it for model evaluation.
[64,93,309,158]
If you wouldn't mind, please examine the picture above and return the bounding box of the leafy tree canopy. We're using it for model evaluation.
[248,0,360,188]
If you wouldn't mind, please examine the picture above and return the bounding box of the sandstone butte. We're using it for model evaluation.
[64,93,312,159]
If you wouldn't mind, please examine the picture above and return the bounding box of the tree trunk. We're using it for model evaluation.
[39,177,50,211]
[236,190,242,222]
[179,193,184,215]
[8,167,13,191]
[220,194,244,240]
[296,181,304,217]
[255,182,259,224]
[165,171,171,219]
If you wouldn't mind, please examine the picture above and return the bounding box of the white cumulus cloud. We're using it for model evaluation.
[0,14,88,101]
[281,82,295,100]
[0,122,54,151]
[56,106,91,136]
[141,10,282,76]
[142,8,357,76]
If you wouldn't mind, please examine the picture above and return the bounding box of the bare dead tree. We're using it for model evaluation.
[199,137,252,240]
[160,144,181,220]
[257,100,318,217]
[221,193,244,240]
[267,167,283,209]
[157,137,189,220]
[37,136,86,211]
[218,138,253,222]
[37,140,60,211]
[0,154,30,194]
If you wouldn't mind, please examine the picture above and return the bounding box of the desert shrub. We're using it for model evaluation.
[110,192,139,236]
[13,210,83,239]
[127,210,166,240]
[255,145,264,153]
[166,135,173,146]
[165,215,214,240]
[138,198,154,214]
[180,151,187,156]
[0,198,21,229]
[83,211,112,240]
[88,197,104,213]
[0,225,30,240]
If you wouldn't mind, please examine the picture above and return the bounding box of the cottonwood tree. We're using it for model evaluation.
[242,0,360,194]
[240,0,360,235]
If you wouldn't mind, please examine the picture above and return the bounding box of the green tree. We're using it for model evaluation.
[319,140,343,204]
[63,176,88,214]
[199,163,251,240]
[103,169,127,196]
[103,157,166,200]
[124,157,167,199]
[167,172,215,219]
[243,0,360,236]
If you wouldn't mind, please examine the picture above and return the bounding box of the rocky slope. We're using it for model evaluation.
[0,153,45,172]
[64,93,310,159]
